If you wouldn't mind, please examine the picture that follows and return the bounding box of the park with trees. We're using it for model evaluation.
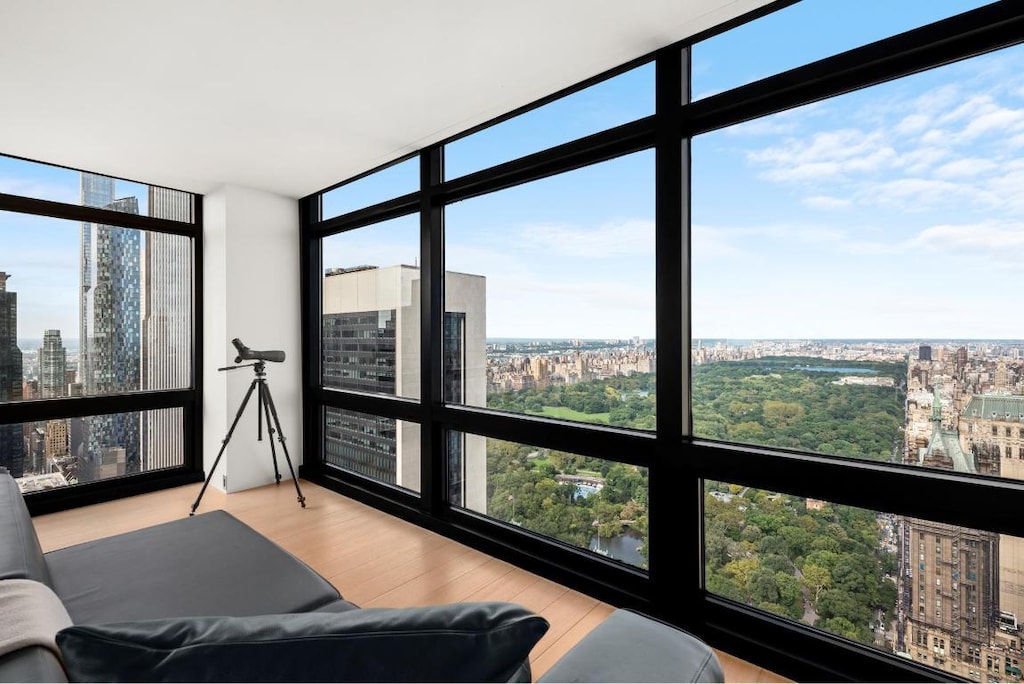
[483,356,905,645]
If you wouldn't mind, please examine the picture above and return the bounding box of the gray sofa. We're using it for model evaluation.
[0,470,722,682]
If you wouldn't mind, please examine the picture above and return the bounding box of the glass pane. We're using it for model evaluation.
[323,407,419,494]
[321,215,420,399]
[321,158,418,221]
[1,211,192,403]
[692,0,992,99]
[451,432,648,569]
[8,408,183,490]
[692,46,1024,481]
[445,151,656,430]
[705,481,1024,682]
[445,63,654,179]
[0,156,194,222]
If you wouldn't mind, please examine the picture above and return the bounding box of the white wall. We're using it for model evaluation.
[202,185,301,496]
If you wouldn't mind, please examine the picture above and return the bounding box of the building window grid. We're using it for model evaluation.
[302,3,1024,682]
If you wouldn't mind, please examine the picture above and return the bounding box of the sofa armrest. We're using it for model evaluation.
[538,609,723,683]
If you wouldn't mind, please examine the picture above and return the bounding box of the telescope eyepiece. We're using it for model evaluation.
[232,338,285,364]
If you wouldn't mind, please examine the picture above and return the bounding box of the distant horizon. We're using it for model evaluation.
[15,336,1024,347]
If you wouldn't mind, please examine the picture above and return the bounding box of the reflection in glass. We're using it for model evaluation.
[8,408,183,489]
[451,432,649,569]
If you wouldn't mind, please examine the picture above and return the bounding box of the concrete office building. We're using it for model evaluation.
[322,265,486,511]
[140,186,194,471]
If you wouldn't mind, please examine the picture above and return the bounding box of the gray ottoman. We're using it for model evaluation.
[45,510,343,623]
[539,609,724,683]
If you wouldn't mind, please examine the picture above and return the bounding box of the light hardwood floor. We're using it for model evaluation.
[32,479,790,682]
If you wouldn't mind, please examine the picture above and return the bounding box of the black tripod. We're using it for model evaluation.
[190,360,306,516]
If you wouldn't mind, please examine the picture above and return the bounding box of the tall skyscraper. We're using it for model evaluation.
[79,174,142,479]
[140,187,193,471]
[37,329,71,477]
[920,345,933,362]
[39,329,68,398]
[79,173,115,382]
[0,272,25,477]
[321,265,487,510]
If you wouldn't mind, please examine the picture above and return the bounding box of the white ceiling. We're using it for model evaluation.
[0,0,771,199]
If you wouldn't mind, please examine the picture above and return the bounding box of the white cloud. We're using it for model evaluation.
[750,128,896,182]
[691,224,745,260]
[908,220,1024,253]
[518,219,653,259]
[933,158,997,179]
[871,177,988,211]
[896,146,951,174]
[895,113,931,135]
[486,276,654,338]
[920,128,949,145]
[801,195,852,210]
[937,94,996,125]
[958,106,1024,142]
[983,165,1024,213]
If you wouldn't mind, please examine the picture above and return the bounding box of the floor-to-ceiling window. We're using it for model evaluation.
[0,154,202,511]
[301,3,1024,680]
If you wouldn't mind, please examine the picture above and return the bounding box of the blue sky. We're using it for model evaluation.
[6,0,1018,342]
[0,159,151,344]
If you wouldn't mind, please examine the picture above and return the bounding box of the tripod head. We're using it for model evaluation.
[217,360,267,375]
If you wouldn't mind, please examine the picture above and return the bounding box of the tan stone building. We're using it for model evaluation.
[960,395,1024,633]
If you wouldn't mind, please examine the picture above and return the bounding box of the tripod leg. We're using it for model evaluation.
[190,378,260,515]
[258,380,283,485]
[259,382,306,508]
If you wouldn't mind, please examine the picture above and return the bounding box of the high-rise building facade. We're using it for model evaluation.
[140,187,192,471]
[321,265,487,510]
[0,272,25,477]
[961,395,1024,632]
[79,175,142,478]
[39,329,68,399]
[900,372,1024,681]
[920,345,933,362]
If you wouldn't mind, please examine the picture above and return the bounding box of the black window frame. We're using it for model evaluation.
[299,3,1024,681]
[0,155,204,514]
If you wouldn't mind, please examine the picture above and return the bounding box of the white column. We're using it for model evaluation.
[203,185,302,493]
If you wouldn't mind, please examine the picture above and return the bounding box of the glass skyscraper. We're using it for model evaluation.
[79,175,141,479]
[0,272,25,477]
[39,329,67,399]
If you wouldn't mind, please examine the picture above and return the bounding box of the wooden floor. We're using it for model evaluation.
[32,479,790,682]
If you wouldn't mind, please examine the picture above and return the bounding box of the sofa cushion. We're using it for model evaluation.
[0,471,52,586]
[45,510,340,623]
[57,602,549,683]
[537,609,723,683]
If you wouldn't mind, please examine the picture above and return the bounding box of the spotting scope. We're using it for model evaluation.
[232,338,285,364]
